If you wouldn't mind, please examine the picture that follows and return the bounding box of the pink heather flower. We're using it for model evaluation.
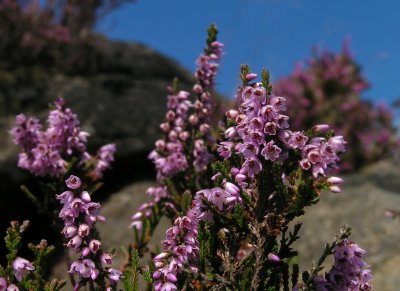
[236,142,259,159]
[288,131,308,149]
[130,220,143,231]
[65,175,82,190]
[224,127,237,139]
[107,268,123,284]
[241,157,262,178]
[58,175,115,286]
[261,141,282,161]
[89,240,101,253]
[62,225,77,238]
[323,239,373,290]
[6,284,18,291]
[329,185,342,193]
[246,73,258,81]
[327,176,344,193]
[93,143,116,179]
[226,109,239,120]
[328,136,346,152]
[235,173,247,183]
[56,191,74,204]
[264,122,277,135]
[154,252,169,261]
[100,253,113,266]
[208,187,228,210]
[300,159,311,170]
[224,182,240,196]
[326,176,343,185]
[10,98,116,178]
[160,282,177,291]
[313,124,330,133]
[0,278,7,291]
[80,191,91,202]
[270,96,287,111]
[67,235,83,251]
[267,253,281,262]
[69,259,99,280]
[13,257,35,282]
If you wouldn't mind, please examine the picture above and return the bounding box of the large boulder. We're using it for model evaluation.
[0,39,197,263]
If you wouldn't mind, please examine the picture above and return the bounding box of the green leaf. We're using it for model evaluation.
[181,190,192,215]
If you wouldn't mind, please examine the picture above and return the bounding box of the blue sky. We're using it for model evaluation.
[98,0,400,105]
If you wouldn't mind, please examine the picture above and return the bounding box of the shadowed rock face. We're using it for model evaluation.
[0,39,197,263]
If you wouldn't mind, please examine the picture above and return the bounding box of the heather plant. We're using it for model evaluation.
[58,174,122,290]
[0,221,65,290]
[0,0,134,114]
[6,24,375,290]
[149,65,372,290]
[9,97,116,288]
[274,42,398,171]
[129,24,223,256]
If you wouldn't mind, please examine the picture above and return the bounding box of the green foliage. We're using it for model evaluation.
[240,64,251,86]
[261,68,273,95]
[181,190,193,215]
[122,249,140,291]
[1,221,65,290]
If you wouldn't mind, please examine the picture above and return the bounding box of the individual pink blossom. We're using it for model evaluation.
[267,253,281,262]
[261,141,282,161]
[12,257,35,282]
[65,175,82,190]
[6,284,18,291]
[0,277,7,291]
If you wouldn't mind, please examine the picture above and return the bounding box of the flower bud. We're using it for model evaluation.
[80,191,91,202]
[268,253,280,262]
[245,73,257,81]
[313,124,330,133]
[65,175,81,190]
[89,240,101,253]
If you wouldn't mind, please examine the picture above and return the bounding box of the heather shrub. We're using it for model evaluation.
[3,25,375,290]
[0,0,134,113]
[274,43,398,171]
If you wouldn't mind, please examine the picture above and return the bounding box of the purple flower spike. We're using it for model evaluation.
[13,257,35,282]
[66,175,82,190]
[314,239,373,290]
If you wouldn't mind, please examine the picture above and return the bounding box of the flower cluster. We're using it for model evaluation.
[0,257,35,290]
[0,278,18,291]
[191,38,224,171]
[153,69,348,289]
[148,27,223,180]
[152,180,243,290]
[274,42,398,171]
[153,211,199,291]
[10,97,115,178]
[131,25,223,239]
[223,75,345,184]
[57,175,121,290]
[314,240,373,290]
[91,143,117,180]
[149,90,191,181]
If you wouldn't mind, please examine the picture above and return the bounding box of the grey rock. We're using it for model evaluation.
[293,159,400,291]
